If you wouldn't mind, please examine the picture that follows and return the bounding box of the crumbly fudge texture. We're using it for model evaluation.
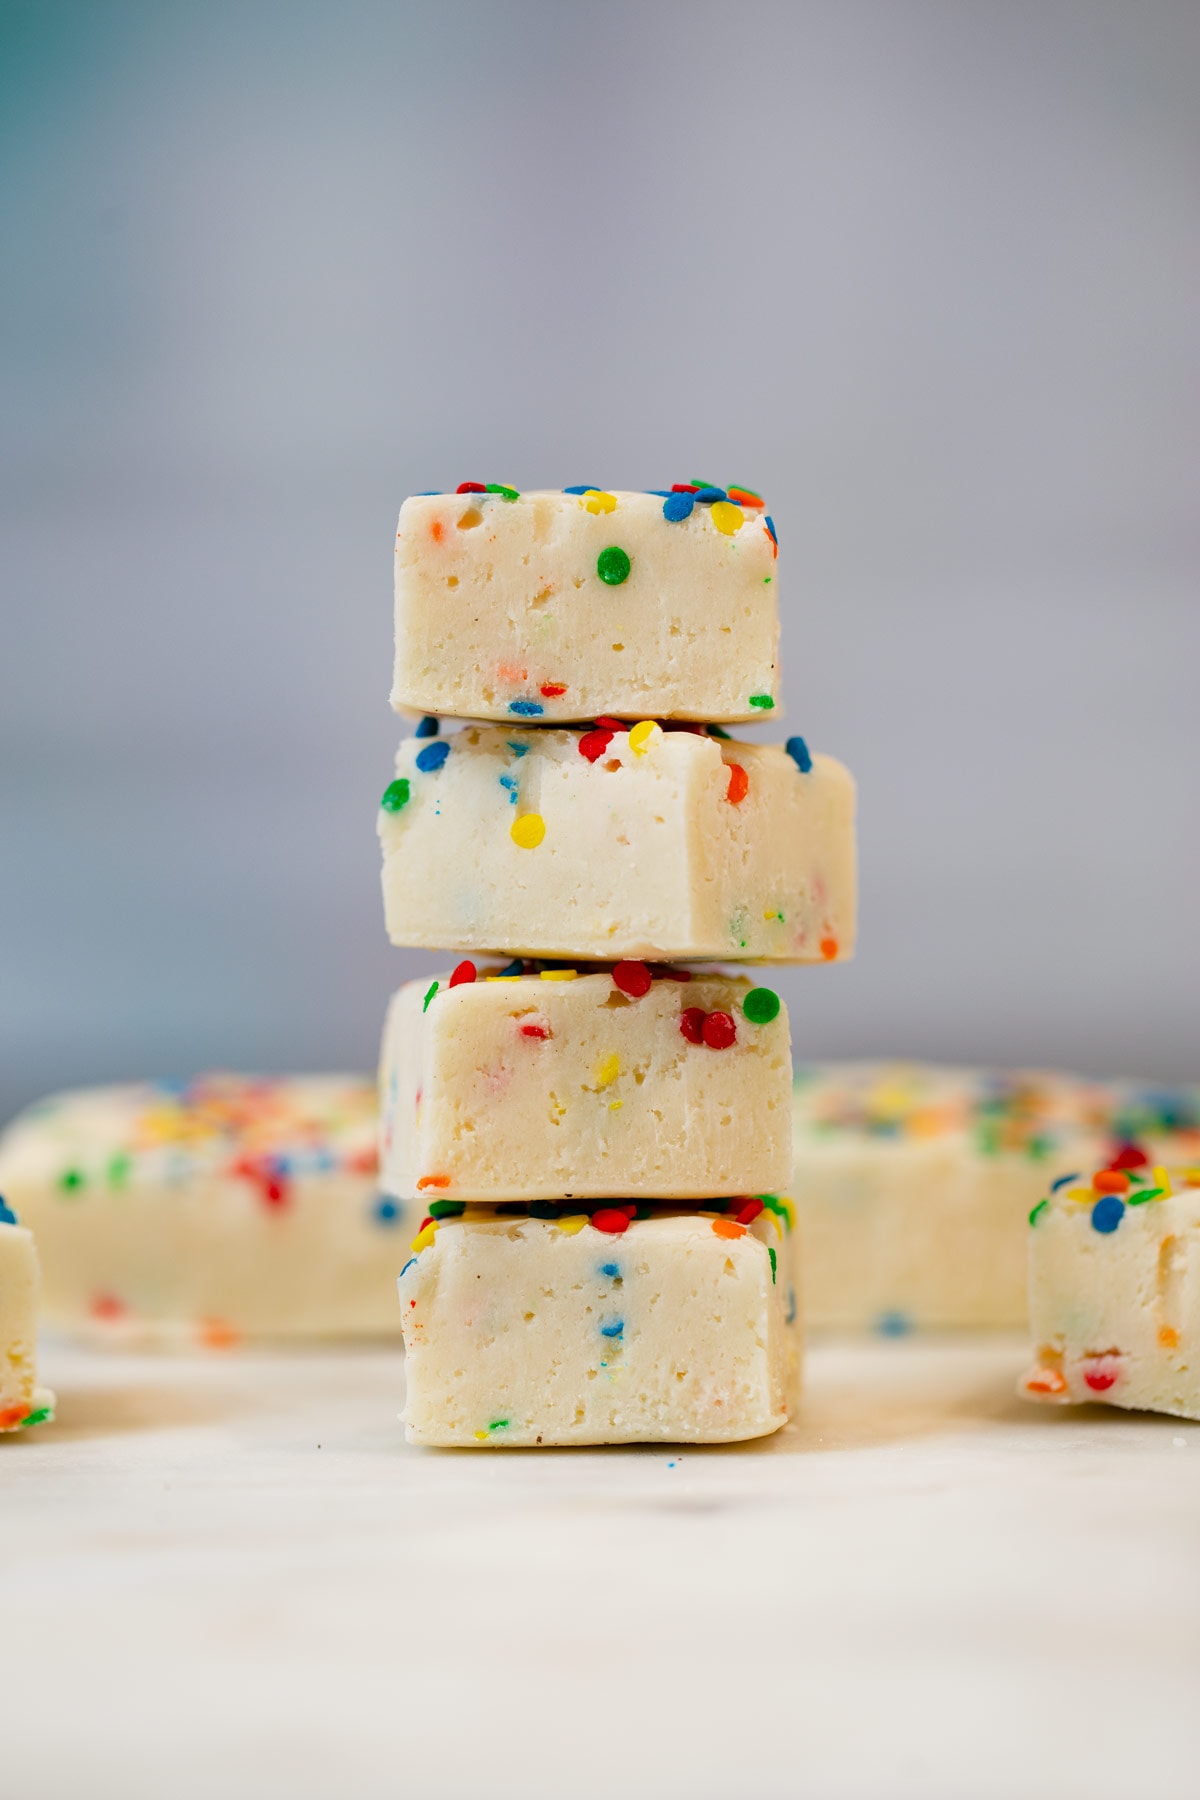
[393,485,780,724]
[791,1063,1200,1332]
[398,1200,798,1446]
[0,1075,409,1343]
[380,965,792,1202]
[0,1211,55,1431]
[1022,1160,1200,1419]
[378,724,856,962]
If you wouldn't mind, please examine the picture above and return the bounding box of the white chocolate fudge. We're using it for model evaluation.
[791,1063,1200,1331]
[380,965,792,1202]
[0,1075,412,1344]
[379,723,856,962]
[398,1199,797,1445]
[0,1205,55,1432]
[393,484,780,724]
[1022,1161,1200,1419]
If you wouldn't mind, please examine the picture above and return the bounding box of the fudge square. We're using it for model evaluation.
[0,1202,55,1433]
[398,1200,798,1446]
[380,965,792,1202]
[393,485,780,724]
[1021,1160,1200,1420]
[378,723,856,962]
[0,1075,408,1343]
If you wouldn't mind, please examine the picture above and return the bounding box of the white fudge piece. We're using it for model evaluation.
[0,1075,412,1344]
[393,485,780,724]
[0,1209,55,1432]
[381,965,792,1202]
[398,1200,797,1445]
[1021,1163,1200,1419]
[379,723,856,962]
[791,1063,1200,1331]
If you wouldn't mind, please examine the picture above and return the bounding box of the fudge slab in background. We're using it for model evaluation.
[393,486,780,724]
[0,1076,408,1343]
[380,966,792,1202]
[1022,1164,1200,1420]
[379,724,856,962]
[791,1063,1200,1332]
[398,1200,797,1446]
[0,1207,55,1431]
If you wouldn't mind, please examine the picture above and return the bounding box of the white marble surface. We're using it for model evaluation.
[3,1337,1198,1800]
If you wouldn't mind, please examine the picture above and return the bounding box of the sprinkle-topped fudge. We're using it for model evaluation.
[380,965,792,1202]
[393,485,780,724]
[1022,1157,1200,1419]
[398,1199,797,1445]
[0,1202,55,1433]
[0,1075,406,1343]
[379,723,856,962]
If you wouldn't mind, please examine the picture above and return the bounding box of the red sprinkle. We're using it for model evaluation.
[540,682,568,697]
[456,481,486,493]
[617,1203,638,1218]
[671,483,699,494]
[593,717,624,731]
[591,1208,631,1235]
[680,1007,706,1045]
[418,1216,434,1234]
[578,729,614,763]
[520,1023,550,1040]
[702,1011,737,1050]
[734,1198,764,1224]
[449,960,477,987]
[91,1293,126,1322]
[1084,1363,1120,1393]
[726,763,749,805]
[262,1176,289,1209]
[1110,1143,1149,1170]
[613,960,652,999]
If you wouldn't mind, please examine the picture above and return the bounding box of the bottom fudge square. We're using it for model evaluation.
[398,1201,797,1446]
[1021,1163,1200,1420]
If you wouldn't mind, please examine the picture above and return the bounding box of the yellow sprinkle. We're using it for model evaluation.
[1065,1186,1095,1204]
[609,1100,623,1111]
[556,1214,587,1235]
[628,720,661,756]
[410,1222,438,1253]
[540,968,577,981]
[1183,1167,1200,1187]
[486,975,523,982]
[582,489,617,514]
[473,1429,489,1441]
[1159,1325,1180,1349]
[511,813,545,849]
[710,500,744,535]
[596,1054,621,1089]
[1153,1164,1174,1198]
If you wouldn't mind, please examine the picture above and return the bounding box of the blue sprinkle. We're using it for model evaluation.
[506,742,529,757]
[785,1286,797,1327]
[785,736,813,774]
[667,1459,677,1468]
[499,774,519,803]
[599,1320,624,1339]
[645,490,673,497]
[498,958,524,977]
[764,514,778,545]
[413,491,441,497]
[599,1262,621,1279]
[398,1257,417,1279]
[1050,1172,1080,1192]
[508,699,544,717]
[693,486,726,504]
[563,485,599,495]
[415,716,439,739]
[0,1198,17,1226]
[416,740,450,773]
[876,1309,913,1338]
[374,1196,402,1226]
[662,491,694,523]
[1092,1195,1126,1234]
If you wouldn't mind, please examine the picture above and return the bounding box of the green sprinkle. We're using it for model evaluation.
[381,778,410,813]
[748,694,775,710]
[107,1152,132,1187]
[761,1195,795,1230]
[59,1168,84,1193]
[763,576,772,583]
[742,986,781,1025]
[1027,1134,1054,1160]
[485,484,519,501]
[708,725,731,739]
[1128,1187,1165,1206]
[19,1406,53,1429]
[597,545,631,586]
[428,1199,466,1219]
[1028,1199,1049,1226]
[488,1418,509,1432]
[768,1246,777,1284]
[422,980,439,1012]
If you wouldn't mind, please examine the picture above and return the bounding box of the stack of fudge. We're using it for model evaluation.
[377,482,857,1445]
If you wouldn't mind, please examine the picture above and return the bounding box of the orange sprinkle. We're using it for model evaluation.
[198,1318,240,1350]
[726,763,749,805]
[1093,1169,1130,1195]
[1159,1325,1180,1349]
[430,519,445,544]
[0,1405,27,1430]
[711,1218,747,1240]
[496,662,528,683]
[416,1174,451,1191]
[1024,1367,1067,1397]
[819,937,839,961]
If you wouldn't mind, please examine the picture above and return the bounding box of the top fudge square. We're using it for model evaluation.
[392,486,780,724]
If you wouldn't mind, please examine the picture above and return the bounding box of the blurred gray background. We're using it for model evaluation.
[2,0,1197,1119]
